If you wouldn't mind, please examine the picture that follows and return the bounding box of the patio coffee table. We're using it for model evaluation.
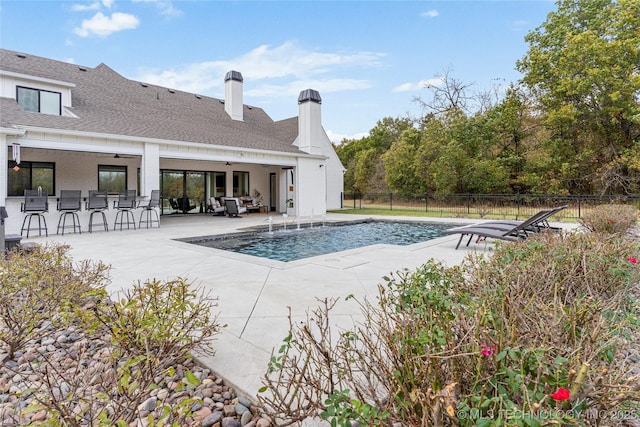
[247,205,266,214]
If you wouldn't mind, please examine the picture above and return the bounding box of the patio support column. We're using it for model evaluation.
[141,142,160,196]
[0,135,7,202]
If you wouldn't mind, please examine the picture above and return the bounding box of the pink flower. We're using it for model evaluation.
[627,257,638,264]
[550,387,571,401]
[480,343,497,356]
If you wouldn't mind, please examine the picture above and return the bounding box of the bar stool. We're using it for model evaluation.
[139,189,160,228]
[20,189,49,237]
[56,190,82,235]
[113,190,137,230]
[86,190,109,233]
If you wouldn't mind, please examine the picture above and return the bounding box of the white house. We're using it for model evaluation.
[0,49,344,235]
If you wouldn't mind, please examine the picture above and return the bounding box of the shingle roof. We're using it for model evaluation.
[0,49,303,154]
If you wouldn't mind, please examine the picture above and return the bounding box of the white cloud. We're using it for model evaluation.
[134,41,384,98]
[421,9,439,18]
[74,12,140,37]
[71,2,101,12]
[132,0,182,17]
[102,0,114,8]
[393,78,442,93]
[326,130,368,144]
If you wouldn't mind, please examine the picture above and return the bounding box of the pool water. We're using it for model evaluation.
[182,220,453,262]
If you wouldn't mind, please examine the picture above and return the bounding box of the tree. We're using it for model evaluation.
[517,0,640,194]
[335,117,412,193]
[413,67,476,116]
[382,128,424,193]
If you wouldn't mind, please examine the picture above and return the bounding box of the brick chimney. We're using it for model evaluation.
[297,89,322,154]
[224,70,243,121]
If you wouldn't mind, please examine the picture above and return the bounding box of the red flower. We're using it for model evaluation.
[550,387,571,401]
[627,257,638,264]
[480,343,497,357]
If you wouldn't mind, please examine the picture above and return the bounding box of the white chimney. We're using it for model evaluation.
[297,89,322,154]
[224,70,243,121]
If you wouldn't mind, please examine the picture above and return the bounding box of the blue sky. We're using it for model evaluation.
[0,0,557,142]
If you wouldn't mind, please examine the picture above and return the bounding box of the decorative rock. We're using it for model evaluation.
[238,396,252,408]
[222,417,241,427]
[138,396,157,412]
[201,410,223,427]
[156,388,169,400]
[195,406,212,421]
[240,410,253,426]
[235,403,249,415]
[256,419,271,427]
[31,410,47,421]
[224,404,236,417]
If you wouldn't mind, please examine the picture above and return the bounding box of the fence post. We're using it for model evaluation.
[578,195,581,218]
[390,193,393,211]
[425,193,428,212]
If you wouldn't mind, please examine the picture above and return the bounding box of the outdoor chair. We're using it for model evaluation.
[56,190,82,235]
[454,205,567,234]
[20,189,49,237]
[168,197,180,214]
[209,197,226,216]
[177,197,196,213]
[139,189,160,228]
[113,190,137,230]
[443,207,566,249]
[86,190,109,233]
[224,198,247,218]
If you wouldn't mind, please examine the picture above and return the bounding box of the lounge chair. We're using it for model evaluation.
[462,205,567,233]
[224,198,247,218]
[444,206,566,249]
[209,197,226,216]
[447,206,566,234]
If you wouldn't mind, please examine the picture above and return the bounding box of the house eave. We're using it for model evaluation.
[11,125,326,160]
[0,127,27,136]
[0,70,76,88]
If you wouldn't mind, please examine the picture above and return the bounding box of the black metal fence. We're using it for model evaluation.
[342,193,640,220]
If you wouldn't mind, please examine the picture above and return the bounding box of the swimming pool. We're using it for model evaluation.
[180,220,454,262]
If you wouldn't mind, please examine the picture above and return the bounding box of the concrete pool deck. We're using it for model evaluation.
[28,212,528,399]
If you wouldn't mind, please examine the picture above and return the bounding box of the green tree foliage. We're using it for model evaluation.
[517,0,640,194]
[336,118,412,193]
[382,128,424,194]
[337,0,639,196]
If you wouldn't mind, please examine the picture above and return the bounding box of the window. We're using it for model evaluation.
[207,171,226,198]
[8,161,55,196]
[17,86,61,115]
[233,171,249,197]
[98,165,127,193]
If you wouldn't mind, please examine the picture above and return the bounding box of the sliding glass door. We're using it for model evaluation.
[161,170,205,214]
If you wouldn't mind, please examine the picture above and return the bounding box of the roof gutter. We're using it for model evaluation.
[0,127,27,136]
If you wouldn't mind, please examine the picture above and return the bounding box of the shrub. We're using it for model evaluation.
[91,277,221,370]
[0,248,222,426]
[0,244,109,359]
[460,232,640,424]
[580,203,639,235]
[259,233,640,426]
